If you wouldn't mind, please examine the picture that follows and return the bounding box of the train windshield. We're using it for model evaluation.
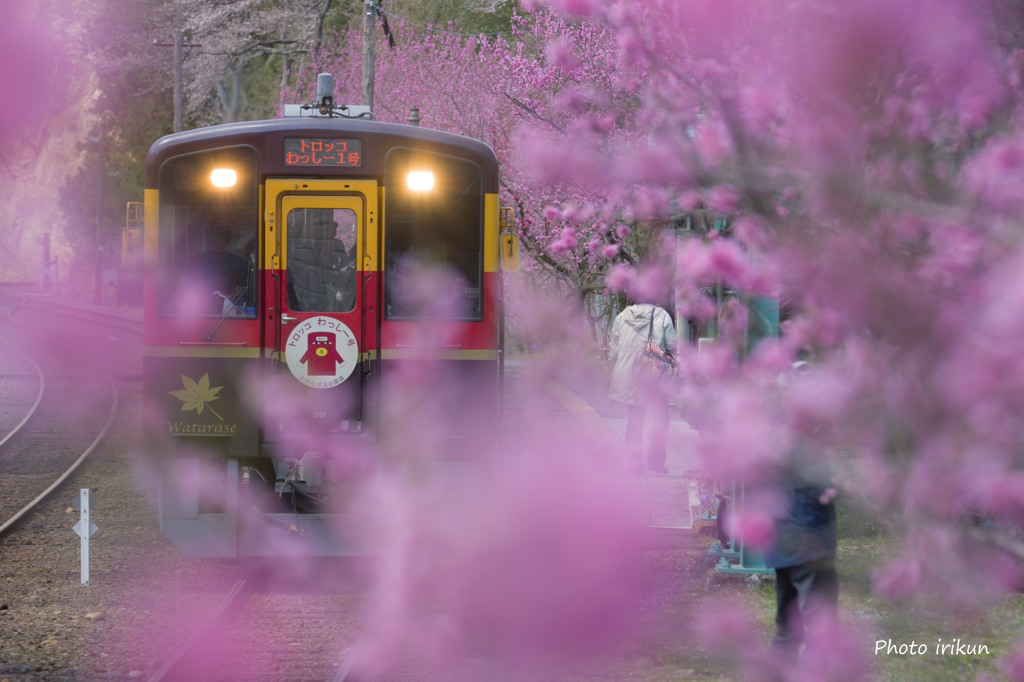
[384,149,483,321]
[156,146,259,318]
[286,207,357,313]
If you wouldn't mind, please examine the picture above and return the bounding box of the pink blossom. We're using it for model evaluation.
[726,506,776,553]
[285,2,1024,674]
[874,555,925,601]
[707,239,754,286]
[618,28,644,65]
[0,22,56,140]
[1000,642,1024,681]
[678,189,702,211]
[545,36,577,69]
[549,0,604,18]
[692,119,735,167]
[795,617,876,682]
[785,363,859,426]
[692,595,762,654]
[707,184,742,214]
[550,227,579,253]
[730,216,769,248]
[964,137,1024,211]
[542,204,563,220]
[625,262,673,305]
[975,472,1024,522]
[604,263,633,292]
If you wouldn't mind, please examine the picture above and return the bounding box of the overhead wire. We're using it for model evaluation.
[373,0,397,48]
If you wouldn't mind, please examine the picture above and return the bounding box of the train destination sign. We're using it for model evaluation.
[284,138,362,167]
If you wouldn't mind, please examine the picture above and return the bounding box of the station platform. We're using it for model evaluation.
[543,378,705,535]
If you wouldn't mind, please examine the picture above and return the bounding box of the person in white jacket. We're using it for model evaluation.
[608,302,676,473]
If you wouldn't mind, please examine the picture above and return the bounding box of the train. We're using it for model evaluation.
[142,75,519,557]
[117,201,144,305]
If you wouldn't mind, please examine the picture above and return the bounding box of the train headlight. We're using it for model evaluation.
[210,168,238,188]
[406,170,435,192]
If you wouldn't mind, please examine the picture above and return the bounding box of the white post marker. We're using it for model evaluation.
[72,489,98,586]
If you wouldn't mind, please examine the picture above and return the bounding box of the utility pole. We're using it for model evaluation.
[173,32,184,132]
[154,32,198,132]
[88,118,106,303]
[361,0,375,110]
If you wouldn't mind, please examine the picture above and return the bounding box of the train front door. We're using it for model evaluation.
[265,179,378,434]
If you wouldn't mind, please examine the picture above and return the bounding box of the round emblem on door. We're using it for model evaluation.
[283,316,359,388]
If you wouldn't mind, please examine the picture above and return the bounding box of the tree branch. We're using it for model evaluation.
[503,91,566,135]
[312,0,333,54]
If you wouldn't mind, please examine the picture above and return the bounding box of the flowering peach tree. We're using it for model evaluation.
[522,0,1024,677]
[286,10,654,344]
[281,1,1024,677]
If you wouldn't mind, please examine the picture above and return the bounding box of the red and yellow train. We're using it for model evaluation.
[142,88,518,556]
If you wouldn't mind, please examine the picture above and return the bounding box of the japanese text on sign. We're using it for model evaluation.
[284,138,362,167]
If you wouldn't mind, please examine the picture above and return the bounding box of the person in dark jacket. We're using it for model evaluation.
[765,463,839,652]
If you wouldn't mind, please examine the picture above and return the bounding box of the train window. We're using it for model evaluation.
[156,147,259,318]
[384,149,483,321]
[285,207,357,313]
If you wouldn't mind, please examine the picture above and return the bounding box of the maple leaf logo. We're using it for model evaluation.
[169,373,224,421]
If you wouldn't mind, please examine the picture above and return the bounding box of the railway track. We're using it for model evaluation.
[0,291,376,680]
[0,296,123,539]
[0,290,725,681]
[0,293,371,680]
[148,570,365,682]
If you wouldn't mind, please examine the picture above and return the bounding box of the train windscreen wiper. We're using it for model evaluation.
[203,285,246,341]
